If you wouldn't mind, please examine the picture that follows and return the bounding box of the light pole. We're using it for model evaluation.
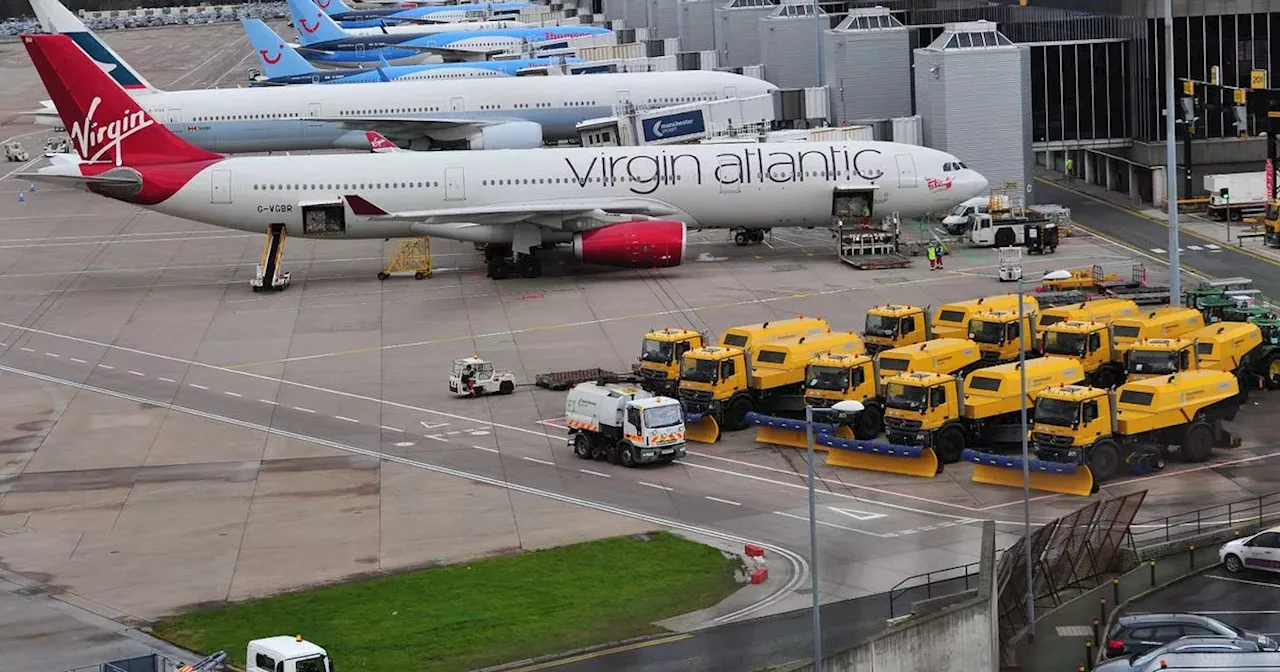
[1018,268,1072,640]
[1163,0,1181,306]
[804,398,864,671]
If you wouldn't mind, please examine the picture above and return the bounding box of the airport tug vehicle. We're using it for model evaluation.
[565,382,686,467]
[449,356,516,397]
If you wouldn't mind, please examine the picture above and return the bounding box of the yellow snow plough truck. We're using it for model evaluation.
[963,370,1243,496]
[1037,306,1207,389]
[879,356,1085,467]
[1123,322,1264,400]
[679,330,864,443]
[966,308,1038,366]
[874,338,983,393]
[749,352,882,449]
[863,304,931,355]
[1034,298,1141,350]
[637,317,830,397]
[932,294,1039,340]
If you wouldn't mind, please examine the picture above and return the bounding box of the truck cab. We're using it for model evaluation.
[1039,320,1126,388]
[932,294,1038,340]
[1109,306,1205,356]
[247,636,331,672]
[882,371,967,462]
[1035,299,1141,345]
[941,196,990,235]
[1124,338,1196,380]
[863,304,929,354]
[638,327,703,396]
[804,352,882,438]
[875,337,981,392]
[566,382,686,465]
[967,308,1036,365]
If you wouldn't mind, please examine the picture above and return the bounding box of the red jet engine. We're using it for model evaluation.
[572,220,687,269]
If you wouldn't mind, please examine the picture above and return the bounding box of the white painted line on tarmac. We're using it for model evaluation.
[98,364,113,370]
[293,406,315,413]
[188,383,208,390]
[158,377,176,383]
[69,358,86,364]
[579,469,611,478]
[424,434,449,443]
[259,399,276,405]
[1206,575,1280,590]
[224,391,242,397]
[335,416,360,424]
[19,347,33,352]
[774,511,887,538]
[705,496,741,506]
[44,352,58,358]
[523,457,555,466]
[473,445,500,454]
[0,360,809,627]
[128,370,145,377]
[380,425,403,432]
[639,481,673,492]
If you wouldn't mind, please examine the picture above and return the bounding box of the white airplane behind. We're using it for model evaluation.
[28,0,773,152]
[337,19,526,37]
[20,34,988,284]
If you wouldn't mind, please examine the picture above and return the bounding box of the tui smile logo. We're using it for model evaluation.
[300,12,323,33]
[260,44,284,64]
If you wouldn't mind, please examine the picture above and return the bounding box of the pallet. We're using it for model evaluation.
[838,254,912,270]
[534,368,640,391]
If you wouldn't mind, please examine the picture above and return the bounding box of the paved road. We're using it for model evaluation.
[1036,180,1280,300]
[1124,568,1280,637]
[541,575,980,671]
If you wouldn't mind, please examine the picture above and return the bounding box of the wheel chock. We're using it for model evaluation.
[684,413,722,444]
[820,436,941,478]
[961,449,1096,497]
[745,412,853,450]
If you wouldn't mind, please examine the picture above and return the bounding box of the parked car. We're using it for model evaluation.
[1096,636,1268,671]
[1104,613,1278,660]
[1220,526,1280,574]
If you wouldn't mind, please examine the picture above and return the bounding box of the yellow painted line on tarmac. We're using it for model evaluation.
[506,633,694,671]
[1034,176,1280,268]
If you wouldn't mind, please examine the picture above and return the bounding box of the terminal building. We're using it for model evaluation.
[594,0,1274,206]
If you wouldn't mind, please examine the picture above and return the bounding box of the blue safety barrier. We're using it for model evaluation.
[744,411,839,436]
[959,449,1080,475]
[684,412,704,422]
[818,435,924,458]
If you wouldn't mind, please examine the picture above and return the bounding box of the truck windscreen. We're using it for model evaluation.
[884,383,926,410]
[1043,331,1085,356]
[644,404,683,428]
[681,358,718,382]
[969,320,1005,344]
[641,339,673,363]
[864,314,898,337]
[1035,398,1079,427]
[1126,350,1178,375]
[807,365,849,391]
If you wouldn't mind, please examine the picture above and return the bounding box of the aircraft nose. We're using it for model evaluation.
[964,169,989,199]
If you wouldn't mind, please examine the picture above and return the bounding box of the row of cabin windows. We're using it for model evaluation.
[249,169,866,191]
[186,95,728,123]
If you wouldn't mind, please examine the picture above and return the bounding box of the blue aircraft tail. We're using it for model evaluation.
[285,0,350,45]
[243,19,319,79]
[313,0,356,16]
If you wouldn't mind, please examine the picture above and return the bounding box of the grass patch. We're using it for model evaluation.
[153,532,742,671]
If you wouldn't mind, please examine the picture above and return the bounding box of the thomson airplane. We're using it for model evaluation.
[317,0,533,29]
[19,34,988,284]
[286,0,613,65]
[29,0,771,152]
[244,19,582,85]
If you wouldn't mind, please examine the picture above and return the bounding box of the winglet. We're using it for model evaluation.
[365,132,400,153]
[345,194,389,216]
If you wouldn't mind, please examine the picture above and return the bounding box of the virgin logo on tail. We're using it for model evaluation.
[366,131,399,152]
[260,46,284,64]
[300,13,323,33]
[70,96,154,165]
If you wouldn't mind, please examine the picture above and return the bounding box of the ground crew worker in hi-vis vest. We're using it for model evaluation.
[927,244,937,270]
[1065,156,1075,183]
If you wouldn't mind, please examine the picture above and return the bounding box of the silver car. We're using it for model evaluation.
[1095,636,1273,672]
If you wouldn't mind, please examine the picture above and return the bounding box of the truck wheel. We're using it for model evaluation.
[853,406,883,440]
[1087,440,1120,482]
[499,380,515,394]
[935,428,966,464]
[618,443,636,468]
[1181,423,1214,463]
[590,443,608,461]
[1265,353,1280,390]
[573,434,592,460]
[726,397,752,431]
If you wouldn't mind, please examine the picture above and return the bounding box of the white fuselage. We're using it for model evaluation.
[37,70,773,153]
[140,141,988,241]
[341,20,525,36]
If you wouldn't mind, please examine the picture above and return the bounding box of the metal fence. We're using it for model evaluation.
[887,559,983,618]
[1127,491,1280,549]
[66,652,225,672]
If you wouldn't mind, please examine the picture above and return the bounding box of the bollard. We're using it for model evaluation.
[1084,640,1093,670]
[1093,618,1101,645]
[1189,545,1196,571]
[1100,597,1108,624]
[1112,577,1120,606]
[1149,559,1156,587]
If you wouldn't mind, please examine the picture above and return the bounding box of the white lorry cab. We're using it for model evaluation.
[247,635,332,672]
[565,382,686,466]
[942,196,990,234]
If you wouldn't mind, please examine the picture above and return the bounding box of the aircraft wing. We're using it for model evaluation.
[313,115,523,145]
[391,43,508,61]
[344,195,679,229]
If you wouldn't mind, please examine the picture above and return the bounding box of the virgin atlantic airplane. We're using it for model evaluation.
[19,34,987,289]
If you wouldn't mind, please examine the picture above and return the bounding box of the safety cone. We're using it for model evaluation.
[18,192,25,203]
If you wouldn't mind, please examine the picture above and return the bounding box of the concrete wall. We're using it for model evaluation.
[786,522,998,672]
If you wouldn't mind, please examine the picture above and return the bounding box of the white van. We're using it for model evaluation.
[942,196,990,234]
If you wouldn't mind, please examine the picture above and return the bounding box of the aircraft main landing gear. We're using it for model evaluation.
[733,228,768,246]
[484,245,542,279]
